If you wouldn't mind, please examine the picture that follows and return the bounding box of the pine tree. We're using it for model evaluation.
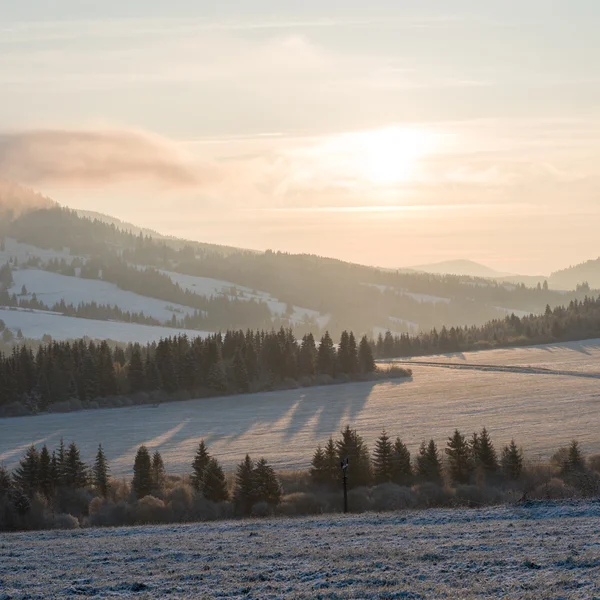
[0,465,12,497]
[13,445,39,497]
[358,335,376,374]
[445,430,473,485]
[127,345,145,392]
[93,444,110,497]
[151,451,166,490]
[324,437,340,487]
[191,441,211,492]
[64,442,88,488]
[54,437,66,487]
[310,445,328,487]
[38,445,53,499]
[317,331,336,376]
[372,430,394,484]
[132,445,153,499]
[298,333,317,377]
[233,454,256,516]
[416,440,442,483]
[336,426,371,488]
[500,440,523,481]
[202,458,229,502]
[563,440,585,473]
[253,458,281,506]
[391,438,412,486]
[474,428,498,474]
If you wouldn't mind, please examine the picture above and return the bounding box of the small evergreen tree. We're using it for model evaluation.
[38,445,53,499]
[232,348,249,392]
[372,430,394,484]
[391,437,412,486]
[13,445,39,497]
[500,440,523,481]
[151,451,166,491]
[563,440,585,473]
[64,442,88,488]
[358,335,376,373]
[336,426,371,488]
[93,444,110,497]
[475,428,498,474]
[253,458,281,506]
[191,441,211,492]
[233,454,256,516]
[310,445,328,487]
[317,331,336,376]
[132,445,153,499]
[0,465,12,497]
[53,437,66,487]
[416,440,442,483]
[323,437,340,487]
[202,458,229,502]
[445,430,473,485]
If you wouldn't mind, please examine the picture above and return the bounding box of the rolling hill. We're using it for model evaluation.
[0,182,597,347]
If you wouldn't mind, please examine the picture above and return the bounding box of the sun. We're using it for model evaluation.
[357,126,434,185]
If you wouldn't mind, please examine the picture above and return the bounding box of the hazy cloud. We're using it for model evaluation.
[0,129,202,187]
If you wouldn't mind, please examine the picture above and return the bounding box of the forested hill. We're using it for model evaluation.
[550,258,600,291]
[0,198,598,346]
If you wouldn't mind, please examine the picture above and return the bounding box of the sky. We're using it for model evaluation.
[1,0,599,275]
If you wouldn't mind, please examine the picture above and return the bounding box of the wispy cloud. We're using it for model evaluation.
[0,129,203,188]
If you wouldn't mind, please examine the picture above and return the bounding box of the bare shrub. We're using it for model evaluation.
[168,485,194,521]
[52,513,79,530]
[132,392,149,406]
[278,470,312,495]
[108,478,130,503]
[314,374,334,386]
[413,483,451,508]
[520,463,554,494]
[88,496,104,515]
[88,501,132,527]
[191,495,222,521]
[280,492,323,515]
[348,487,371,513]
[371,483,416,511]
[530,478,577,500]
[47,400,72,413]
[69,398,83,411]
[133,495,171,524]
[3,401,29,417]
[588,454,600,473]
[251,501,272,517]
[55,488,93,517]
[453,485,505,508]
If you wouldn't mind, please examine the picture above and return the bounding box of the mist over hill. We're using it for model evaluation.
[0,183,597,346]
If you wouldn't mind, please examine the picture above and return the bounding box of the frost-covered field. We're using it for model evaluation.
[9,269,195,322]
[0,307,207,344]
[2,502,600,599]
[1,339,599,477]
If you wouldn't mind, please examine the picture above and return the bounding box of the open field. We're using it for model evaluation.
[1,501,599,599]
[1,339,599,477]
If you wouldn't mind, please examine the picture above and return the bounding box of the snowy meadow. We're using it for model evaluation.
[1,501,599,599]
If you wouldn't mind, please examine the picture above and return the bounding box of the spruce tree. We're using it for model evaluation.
[93,444,110,497]
[253,458,281,506]
[232,348,249,392]
[54,438,66,487]
[191,441,211,492]
[202,458,229,502]
[391,438,412,486]
[13,445,39,497]
[233,454,256,516]
[310,445,328,487]
[324,437,340,487]
[38,445,53,499]
[416,440,442,483]
[445,430,473,485]
[298,333,317,377]
[358,335,376,374]
[500,440,523,481]
[151,450,166,490]
[127,345,145,393]
[372,430,394,484]
[0,465,12,497]
[336,426,371,488]
[132,445,153,499]
[317,331,336,376]
[475,428,498,474]
[64,442,88,488]
[563,440,585,473]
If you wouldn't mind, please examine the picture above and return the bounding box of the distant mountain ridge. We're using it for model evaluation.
[550,257,600,290]
[409,259,513,278]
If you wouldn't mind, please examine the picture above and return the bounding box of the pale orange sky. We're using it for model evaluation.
[1,1,600,275]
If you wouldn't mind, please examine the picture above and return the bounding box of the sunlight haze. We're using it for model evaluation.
[1,0,599,274]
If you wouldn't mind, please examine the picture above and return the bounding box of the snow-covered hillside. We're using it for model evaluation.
[0,237,74,265]
[9,269,195,322]
[2,502,599,598]
[0,307,207,344]
[1,339,599,477]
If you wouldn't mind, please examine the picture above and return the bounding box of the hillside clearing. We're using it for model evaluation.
[1,502,599,599]
[1,339,599,477]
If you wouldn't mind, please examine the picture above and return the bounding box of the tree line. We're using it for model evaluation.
[0,329,381,413]
[1,427,598,532]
